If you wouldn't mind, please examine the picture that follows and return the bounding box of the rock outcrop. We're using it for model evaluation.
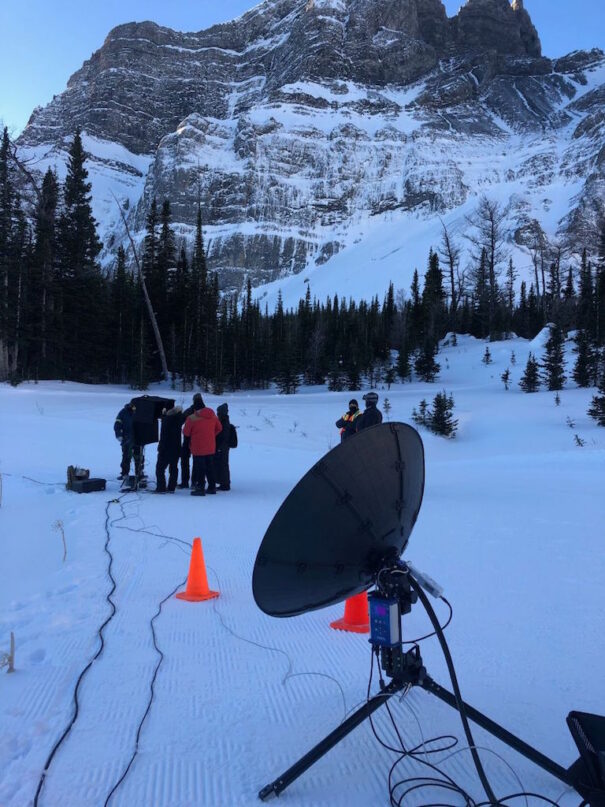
[17,0,604,291]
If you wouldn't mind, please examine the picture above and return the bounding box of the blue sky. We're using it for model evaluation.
[1,0,603,136]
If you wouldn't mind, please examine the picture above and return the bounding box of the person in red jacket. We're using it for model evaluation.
[182,397,222,496]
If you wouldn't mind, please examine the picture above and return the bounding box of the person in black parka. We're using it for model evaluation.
[355,391,383,432]
[179,393,202,488]
[114,400,137,478]
[155,406,184,493]
[215,402,234,491]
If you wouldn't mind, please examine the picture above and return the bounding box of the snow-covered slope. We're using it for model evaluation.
[16,0,605,298]
[1,333,604,806]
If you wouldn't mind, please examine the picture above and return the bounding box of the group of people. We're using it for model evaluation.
[113,389,382,496]
[335,391,383,441]
[114,393,237,496]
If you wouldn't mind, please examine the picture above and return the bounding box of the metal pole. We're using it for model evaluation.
[258,681,402,800]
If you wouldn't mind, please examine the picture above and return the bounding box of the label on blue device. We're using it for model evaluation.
[369,596,401,647]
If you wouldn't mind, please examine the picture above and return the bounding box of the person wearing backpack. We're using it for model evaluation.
[215,402,237,491]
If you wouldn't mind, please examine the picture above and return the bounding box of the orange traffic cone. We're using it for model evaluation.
[330,591,369,634]
[176,537,219,602]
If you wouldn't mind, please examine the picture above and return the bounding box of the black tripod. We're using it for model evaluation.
[259,566,605,805]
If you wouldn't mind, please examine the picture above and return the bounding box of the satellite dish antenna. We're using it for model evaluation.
[254,423,605,805]
[252,422,425,617]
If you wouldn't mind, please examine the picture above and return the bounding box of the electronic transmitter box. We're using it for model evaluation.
[369,595,401,647]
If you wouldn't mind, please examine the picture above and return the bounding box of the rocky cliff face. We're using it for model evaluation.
[17,0,605,293]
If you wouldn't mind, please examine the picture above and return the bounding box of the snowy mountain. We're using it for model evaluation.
[16,0,605,298]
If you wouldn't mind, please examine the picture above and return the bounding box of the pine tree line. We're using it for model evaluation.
[1,129,604,404]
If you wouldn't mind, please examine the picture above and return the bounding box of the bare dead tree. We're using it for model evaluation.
[439,218,461,329]
[528,219,548,307]
[111,190,169,380]
[465,197,509,336]
[6,136,42,203]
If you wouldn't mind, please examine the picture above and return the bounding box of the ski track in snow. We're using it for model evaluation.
[0,333,604,806]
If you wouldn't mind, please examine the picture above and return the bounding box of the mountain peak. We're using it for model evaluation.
[453,0,541,57]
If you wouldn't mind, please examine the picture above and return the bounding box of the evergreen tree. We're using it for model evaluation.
[429,390,458,437]
[504,258,517,331]
[421,250,445,344]
[411,399,429,427]
[276,360,300,394]
[560,265,577,331]
[0,127,13,378]
[482,345,492,365]
[408,269,423,349]
[0,127,27,379]
[381,282,396,350]
[514,281,529,338]
[109,246,134,382]
[56,130,105,379]
[572,329,597,388]
[541,324,566,391]
[588,362,605,426]
[384,365,396,390]
[519,352,540,392]
[346,363,362,391]
[155,200,176,367]
[577,249,595,338]
[528,283,543,335]
[31,168,59,374]
[471,248,490,338]
[414,341,440,382]
[142,196,158,296]
[327,362,346,391]
[397,336,412,381]
[563,266,575,301]
[596,261,605,347]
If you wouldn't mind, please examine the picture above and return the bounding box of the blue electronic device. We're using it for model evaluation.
[369,595,401,647]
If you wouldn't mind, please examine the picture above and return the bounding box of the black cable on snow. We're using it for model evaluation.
[32,488,350,805]
[409,576,499,805]
[33,495,126,807]
[103,576,186,807]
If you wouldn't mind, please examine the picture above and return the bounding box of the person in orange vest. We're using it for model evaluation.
[335,399,361,441]
[182,397,222,496]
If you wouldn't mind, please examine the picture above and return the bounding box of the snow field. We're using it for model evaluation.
[0,333,604,806]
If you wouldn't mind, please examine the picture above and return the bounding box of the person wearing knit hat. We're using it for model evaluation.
[335,398,361,441]
[215,402,237,491]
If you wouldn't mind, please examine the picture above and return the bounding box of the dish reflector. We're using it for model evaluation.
[252,422,425,617]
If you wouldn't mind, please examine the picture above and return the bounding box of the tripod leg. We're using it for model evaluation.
[258,682,402,800]
[422,675,572,786]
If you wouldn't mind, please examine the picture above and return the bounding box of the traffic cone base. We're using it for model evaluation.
[176,589,219,602]
[176,537,219,603]
[330,591,369,634]
[329,617,368,633]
